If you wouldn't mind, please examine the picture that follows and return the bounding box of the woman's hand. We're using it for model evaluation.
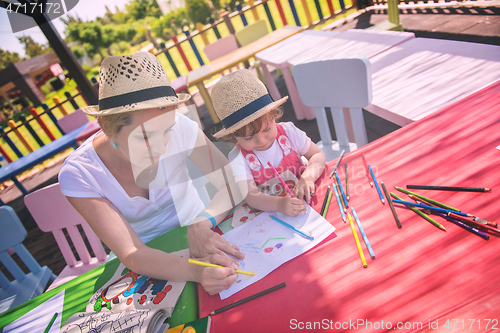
[278,196,307,216]
[293,176,316,204]
[197,253,240,295]
[188,219,245,260]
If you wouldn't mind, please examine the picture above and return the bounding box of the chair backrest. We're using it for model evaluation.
[24,183,107,268]
[204,34,239,61]
[235,20,269,47]
[0,206,42,289]
[291,57,372,108]
[58,109,90,134]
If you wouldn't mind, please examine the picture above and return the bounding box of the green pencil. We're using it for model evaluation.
[394,186,460,212]
[322,190,333,218]
[390,192,446,231]
[43,313,58,333]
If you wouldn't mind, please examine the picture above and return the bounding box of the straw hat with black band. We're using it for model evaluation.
[82,52,191,117]
[212,69,288,139]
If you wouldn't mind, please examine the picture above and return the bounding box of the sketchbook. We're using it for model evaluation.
[60,250,188,333]
[219,204,336,299]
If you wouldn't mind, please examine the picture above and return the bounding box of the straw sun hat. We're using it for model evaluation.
[82,52,191,117]
[212,69,288,138]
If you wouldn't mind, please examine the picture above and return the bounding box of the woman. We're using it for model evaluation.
[59,52,244,295]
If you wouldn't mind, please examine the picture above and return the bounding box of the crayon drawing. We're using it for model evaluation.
[220,204,336,299]
[86,250,188,313]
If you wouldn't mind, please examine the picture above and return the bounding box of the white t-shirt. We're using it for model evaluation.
[228,122,311,182]
[59,112,205,243]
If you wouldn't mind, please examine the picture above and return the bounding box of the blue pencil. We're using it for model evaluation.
[270,215,314,241]
[351,207,375,259]
[368,165,385,204]
[334,171,349,208]
[391,199,473,217]
[332,181,346,222]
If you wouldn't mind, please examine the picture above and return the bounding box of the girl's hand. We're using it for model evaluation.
[278,196,307,216]
[293,176,316,204]
[188,219,245,260]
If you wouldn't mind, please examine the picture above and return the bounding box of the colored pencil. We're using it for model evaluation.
[43,313,58,333]
[322,190,333,219]
[329,149,345,178]
[347,212,367,268]
[332,180,346,222]
[334,179,347,213]
[270,215,314,241]
[210,282,286,315]
[267,161,296,199]
[382,182,401,228]
[361,153,373,187]
[391,199,473,217]
[448,213,500,235]
[390,193,446,231]
[335,171,349,209]
[345,164,349,201]
[406,185,491,192]
[368,165,385,204]
[351,207,375,259]
[188,259,255,276]
[320,185,331,216]
[438,213,490,240]
[395,186,461,212]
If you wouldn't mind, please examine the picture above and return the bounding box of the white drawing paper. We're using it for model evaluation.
[2,290,65,333]
[219,204,336,299]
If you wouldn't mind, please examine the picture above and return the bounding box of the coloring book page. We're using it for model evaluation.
[60,308,168,333]
[219,204,336,299]
[86,249,188,313]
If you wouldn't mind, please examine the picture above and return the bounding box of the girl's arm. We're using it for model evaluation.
[238,179,306,216]
[293,142,327,203]
[187,128,245,259]
[67,196,239,295]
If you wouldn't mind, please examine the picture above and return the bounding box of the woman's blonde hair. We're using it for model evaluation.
[97,106,178,137]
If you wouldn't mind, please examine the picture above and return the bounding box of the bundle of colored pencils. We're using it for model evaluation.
[389,186,497,240]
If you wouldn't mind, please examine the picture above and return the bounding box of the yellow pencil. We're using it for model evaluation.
[347,213,367,268]
[188,259,255,276]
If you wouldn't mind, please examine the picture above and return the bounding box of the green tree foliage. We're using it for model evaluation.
[17,36,52,58]
[185,0,212,24]
[151,8,191,38]
[0,49,24,70]
[125,0,162,20]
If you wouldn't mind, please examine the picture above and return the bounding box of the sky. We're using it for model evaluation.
[0,0,127,57]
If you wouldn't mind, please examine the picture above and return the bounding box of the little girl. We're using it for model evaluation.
[212,69,326,216]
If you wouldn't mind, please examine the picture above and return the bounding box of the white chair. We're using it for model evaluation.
[292,56,372,161]
[0,206,56,313]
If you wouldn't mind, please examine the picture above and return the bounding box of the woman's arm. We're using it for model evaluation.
[67,196,239,294]
[186,128,245,259]
[294,142,326,203]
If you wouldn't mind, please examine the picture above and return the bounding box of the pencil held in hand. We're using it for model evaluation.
[188,259,255,276]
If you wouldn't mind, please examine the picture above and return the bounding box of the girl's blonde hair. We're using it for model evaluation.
[218,107,283,143]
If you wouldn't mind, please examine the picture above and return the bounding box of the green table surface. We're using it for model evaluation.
[0,226,198,330]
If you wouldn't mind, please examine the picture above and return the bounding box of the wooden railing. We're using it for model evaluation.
[0,0,354,164]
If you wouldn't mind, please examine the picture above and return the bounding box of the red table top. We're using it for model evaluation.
[198,81,500,332]
[75,119,100,142]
